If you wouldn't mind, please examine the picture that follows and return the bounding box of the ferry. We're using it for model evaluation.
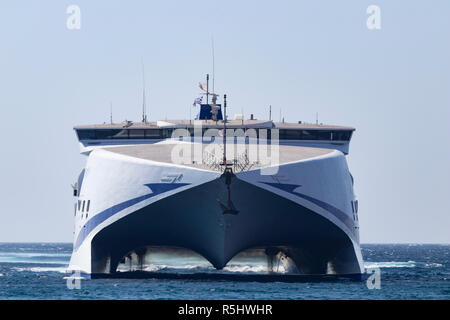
[68,76,363,277]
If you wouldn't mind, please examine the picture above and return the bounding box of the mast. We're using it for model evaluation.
[206,74,209,104]
[218,93,238,215]
[211,37,215,95]
[223,94,227,166]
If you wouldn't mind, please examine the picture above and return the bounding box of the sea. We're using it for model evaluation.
[0,243,448,300]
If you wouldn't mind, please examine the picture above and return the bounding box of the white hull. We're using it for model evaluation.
[68,143,363,276]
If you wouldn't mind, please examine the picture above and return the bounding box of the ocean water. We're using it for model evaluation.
[0,243,448,300]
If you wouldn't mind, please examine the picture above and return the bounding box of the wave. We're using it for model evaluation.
[365,261,444,269]
[12,266,68,273]
[0,252,70,264]
[0,252,70,257]
[29,266,68,273]
[130,263,270,274]
[424,263,443,268]
[224,264,269,273]
[11,262,443,275]
[364,261,416,268]
[62,276,85,281]
[140,264,213,273]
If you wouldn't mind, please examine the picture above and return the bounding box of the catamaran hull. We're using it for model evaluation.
[68,148,363,276]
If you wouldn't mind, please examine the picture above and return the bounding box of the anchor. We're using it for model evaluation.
[216,94,239,215]
[217,167,239,215]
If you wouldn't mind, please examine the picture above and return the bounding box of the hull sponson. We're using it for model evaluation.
[68,148,220,273]
[237,149,359,244]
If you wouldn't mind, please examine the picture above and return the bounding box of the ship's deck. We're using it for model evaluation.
[104,143,335,171]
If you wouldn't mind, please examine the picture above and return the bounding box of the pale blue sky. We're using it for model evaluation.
[0,1,449,242]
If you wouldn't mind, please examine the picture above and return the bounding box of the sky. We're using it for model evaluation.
[0,0,449,243]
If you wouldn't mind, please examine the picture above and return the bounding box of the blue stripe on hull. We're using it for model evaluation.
[74,183,190,250]
[260,182,355,234]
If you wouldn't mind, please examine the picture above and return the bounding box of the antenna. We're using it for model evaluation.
[141,58,147,123]
[316,112,318,125]
[206,74,209,104]
[110,102,113,124]
[211,36,215,95]
[223,94,227,166]
[269,105,272,121]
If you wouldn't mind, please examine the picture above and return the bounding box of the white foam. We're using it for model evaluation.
[0,252,70,258]
[424,263,443,268]
[29,267,68,273]
[139,264,213,272]
[0,252,70,264]
[125,263,272,274]
[12,266,68,273]
[364,261,416,268]
[62,276,85,280]
[223,264,269,273]
[1,259,69,265]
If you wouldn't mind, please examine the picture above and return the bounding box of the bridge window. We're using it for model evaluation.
[76,130,96,140]
[129,130,145,139]
[278,129,353,141]
[307,130,331,140]
[279,129,335,141]
[144,129,162,138]
[86,200,90,212]
[112,130,129,139]
[94,130,120,139]
[332,130,352,141]
[279,130,301,140]
[77,128,352,141]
